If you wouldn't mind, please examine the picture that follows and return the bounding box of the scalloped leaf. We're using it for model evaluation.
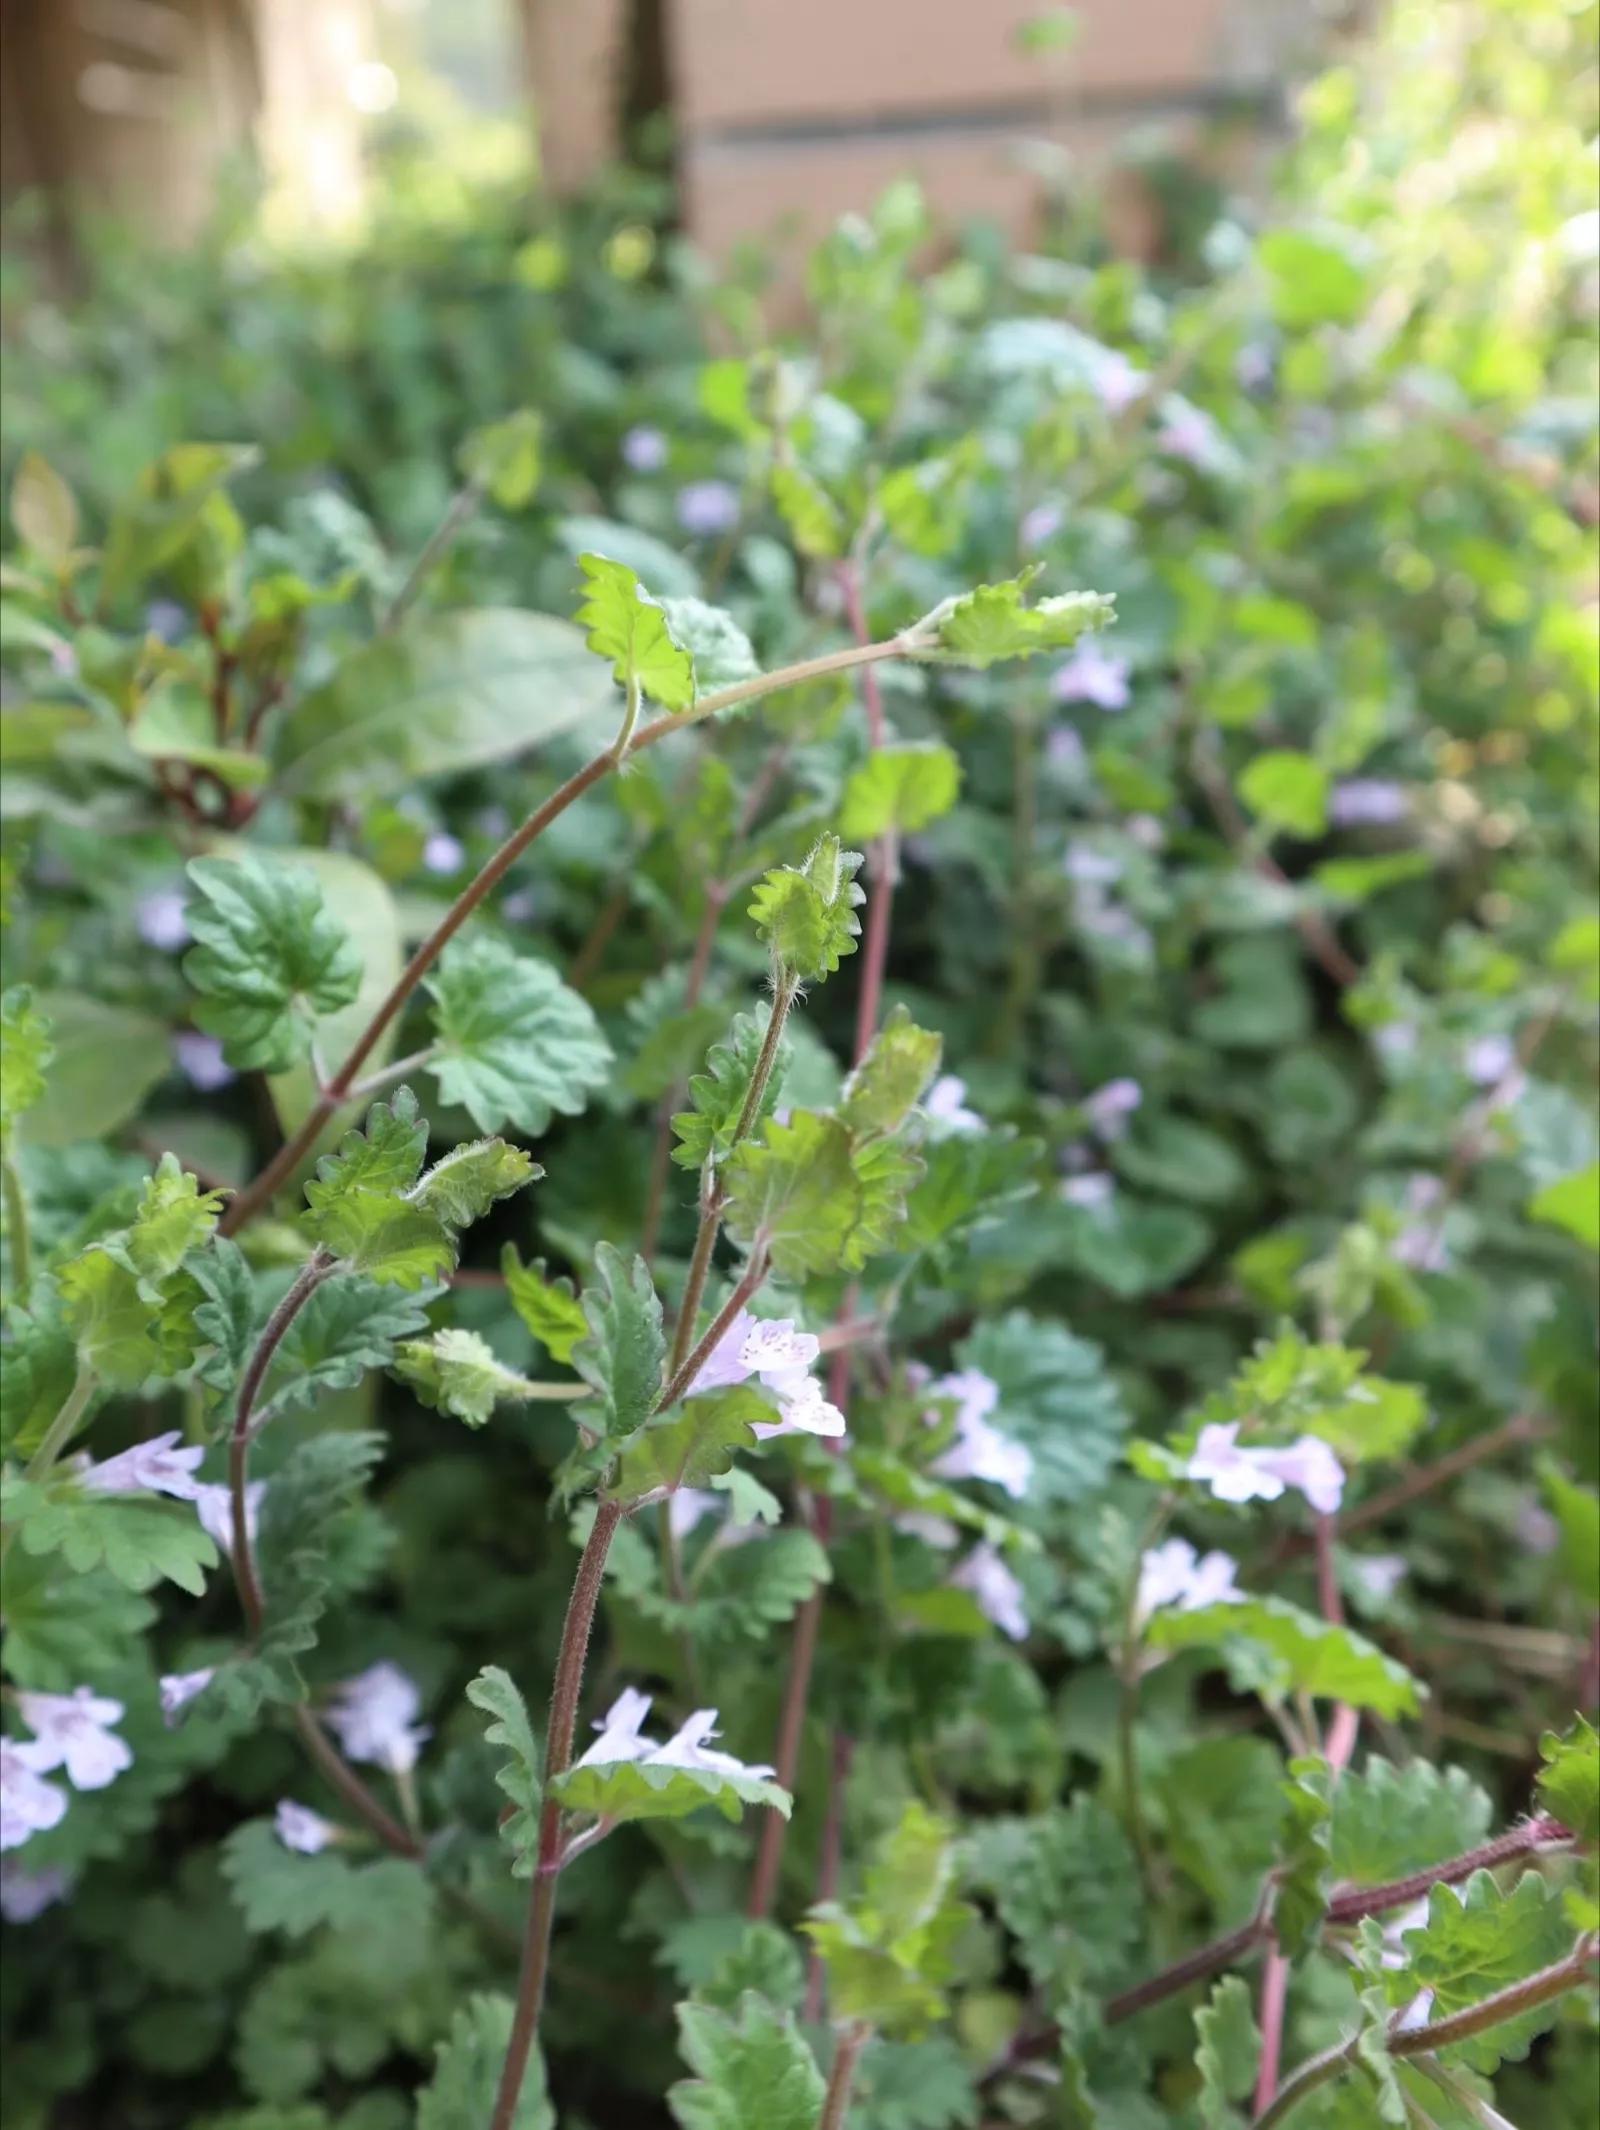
[551,1756,792,1825]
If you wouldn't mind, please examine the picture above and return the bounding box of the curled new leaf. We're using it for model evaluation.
[746,833,865,981]
[909,568,1116,667]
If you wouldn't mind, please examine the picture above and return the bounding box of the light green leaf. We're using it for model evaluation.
[672,1009,788,1172]
[551,1756,792,1826]
[258,1275,437,1418]
[1239,750,1331,838]
[606,1387,763,1505]
[501,1246,587,1363]
[747,834,865,981]
[10,451,79,562]
[967,1798,1140,1998]
[1190,1330,1427,1466]
[458,409,542,510]
[1,986,53,1138]
[1328,1758,1493,1885]
[409,1135,539,1228]
[1195,1976,1260,2129]
[839,744,962,842]
[1259,227,1369,330]
[1538,1457,1600,1610]
[839,1005,942,1137]
[877,447,979,558]
[576,550,695,710]
[394,1328,549,1427]
[418,1994,553,2130]
[1147,1595,1422,1718]
[303,1088,427,1213]
[273,609,616,801]
[1537,1719,1598,1846]
[571,1242,665,1444]
[1528,1163,1600,1250]
[1313,852,1432,904]
[805,1804,973,2039]
[58,1155,226,1386]
[770,464,842,559]
[722,1111,919,1278]
[668,1992,824,2130]
[424,936,612,1137]
[659,598,760,693]
[465,1667,542,1877]
[23,992,170,1151]
[183,855,362,1074]
[2,1476,218,1594]
[1378,1871,1573,2074]
[910,571,1116,667]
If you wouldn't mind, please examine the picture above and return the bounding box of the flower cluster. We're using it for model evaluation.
[577,1690,774,1782]
[324,1663,430,1776]
[1136,1537,1241,1623]
[922,1368,1032,1499]
[688,1312,846,1441]
[1,1690,132,1852]
[1186,1423,1345,1516]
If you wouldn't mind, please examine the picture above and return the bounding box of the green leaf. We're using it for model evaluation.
[805,1804,973,2039]
[1538,1459,1600,1608]
[551,1756,792,1826]
[58,1155,226,1385]
[672,1009,788,1171]
[1190,1329,1427,1466]
[839,744,962,841]
[393,1328,550,1427]
[412,1135,538,1228]
[668,1992,824,2130]
[1537,1719,1598,1846]
[273,610,617,801]
[1529,1163,1600,1250]
[1147,1595,1422,1718]
[0,1290,79,1458]
[1329,1757,1493,1885]
[910,571,1116,667]
[1238,750,1331,838]
[190,1237,259,1395]
[957,1313,1129,1516]
[747,834,866,981]
[222,1821,434,1943]
[722,1111,919,1278]
[501,1246,588,1363]
[968,1799,1141,1997]
[1378,1870,1573,2073]
[659,597,760,693]
[1259,227,1369,330]
[417,1994,553,2130]
[876,447,980,559]
[571,1242,664,1444]
[183,855,362,1074]
[424,936,612,1137]
[10,450,79,562]
[2,1476,218,1595]
[576,550,695,710]
[1276,1759,1334,1958]
[607,1387,763,1505]
[770,464,842,559]
[465,1667,542,1878]
[303,1089,427,1212]
[686,1526,831,1640]
[23,992,171,1151]
[1313,851,1433,904]
[258,1275,437,1418]
[840,1006,943,1137]
[1151,1737,1287,1926]
[458,409,542,509]
[1195,1976,1260,2130]
[1,985,53,1138]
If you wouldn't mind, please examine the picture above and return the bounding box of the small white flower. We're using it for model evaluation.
[651,1709,775,1781]
[173,1031,236,1091]
[1393,1987,1436,2033]
[675,480,740,537]
[668,1488,721,1539]
[1347,1554,1407,1605]
[135,889,190,952]
[689,1311,845,1440]
[325,1663,430,1776]
[1089,347,1148,414]
[1020,501,1064,548]
[1373,1020,1419,1065]
[893,1510,960,1550]
[0,1857,70,1921]
[422,832,464,875]
[1186,1423,1345,1517]
[1330,778,1410,828]
[80,1431,207,1503]
[1062,1170,1115,1211]
[950,1544,1028,1640]
[622,424,667,472]
[1064,846,1123,886]
[923,1075,984,1136]
[1052,643,1131,711]
[0,1740,68,1850]
[158,1669,216,1725]
[14,1689,131,1792]
[1464,1033,1515,1086]
[577,1688,658,1769]
[274,1799,338,1855]
[1046,726,1087,774]
[1157,403,1215,466]
[1136,1538,1241,1623]
[927,1370,1033,1500]
[194,1481,265,1557]
[1085,1078,1142,1139]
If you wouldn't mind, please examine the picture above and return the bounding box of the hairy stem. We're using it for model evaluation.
[1250,1938,1599,2130]
[660,1254,771,1413]
[819,2021,874,2130]
[490,1499,624,2130]
[290,1705,419,1857]
[2,1151,31,1301]
[640,881,728,1266]
[222,637,911,1238]
[227,1253,333,1636]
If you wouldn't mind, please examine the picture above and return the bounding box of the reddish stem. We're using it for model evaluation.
[1253,1950,1290,2115]
[803,1730,856,2019]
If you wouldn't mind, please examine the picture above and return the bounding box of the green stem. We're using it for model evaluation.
[1250,1939,1598,2130]
[381,479,485,635]
[611,673,642,762]
[2,1150,31,1301]
[22,1361,97,1483]
[221,637,911,1239]
[819,2022,873,2130]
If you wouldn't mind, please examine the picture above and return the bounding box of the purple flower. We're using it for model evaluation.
[159,1669,216,1725]
[80,1431,206,1502]
[1046,726,1088,773]
[475,805,511,840]
[687,1312,845,1441]
[1464,1034,1515,1086]
[143,599,188,644]
[14,1689,131,1792]
[422,832,464,875]
[1347,1553,1407,1605]
[1236,342,1275,392]
[48,640,77,680]
[622,425,668,473]
[675,480,740,537]
[1062,1170,1115,1210]
[1373,1020,1419,1065]
[927,1369,1033,1500]
[325,1663,430,1776]
[668,1488,721,1539]
[275,1800,338,1855]
[1331,779,1410,828]
[1136,1537,1241,1623]
[136,890,190,952]
[1157,404,1215,466]
[1394,1225,1450,1272]
[500,888,538,925]
[1064,846,1123,886]
[1051,643,1131,711]
[1089,347,1148,414]
[0,1740,68,1851]
[1126,813,1166,851]
[1186,1423,1345,1517]
[194,1481,264,1557]
[1085,1078,1142,1139]
[1020,502,1064,549]
[1513,1497,1560,1554]
[0,1857,70,1921]
[924,1075,983,1136]
[893,1510,959,1550]
[949,1544,1028,1640]
[173,1032,235,1092]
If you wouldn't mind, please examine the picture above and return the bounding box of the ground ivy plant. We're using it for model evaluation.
[2,3,1597,2125]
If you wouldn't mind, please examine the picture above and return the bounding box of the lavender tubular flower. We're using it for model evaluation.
[0,1857,70,1920]
[159,1669,216,1725]
[949,1544,1028,1640]
[14,1690,131,1792]
[0,1741,69,1851]
[80,1432,206,1502]
[275,1800,338,1855]
[324,1663,430,1775]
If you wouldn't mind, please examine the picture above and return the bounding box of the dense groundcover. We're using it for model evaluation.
[2,5,1597,2126]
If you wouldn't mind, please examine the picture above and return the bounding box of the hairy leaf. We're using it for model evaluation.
[465,1667,542,1878]
[183,855,362,1073]
[1,985,53,1137]
[911,571,1116,667]
[424,936,611,1137]
[501,1246,588,1364]
[668,1992,824,2130]
[552,1756,792,1825]
[747,834,865,981]
[1147,1595,1422,1718]
[840,1007,943,1138]
[571,1242,665,1444]
[2,1477,218,1595]
[839,745,962,841]
[672,1008,788,1171]
[394,1328,550,1427]
[1194,1976,1259,2129]
[417,1993,554,2129]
